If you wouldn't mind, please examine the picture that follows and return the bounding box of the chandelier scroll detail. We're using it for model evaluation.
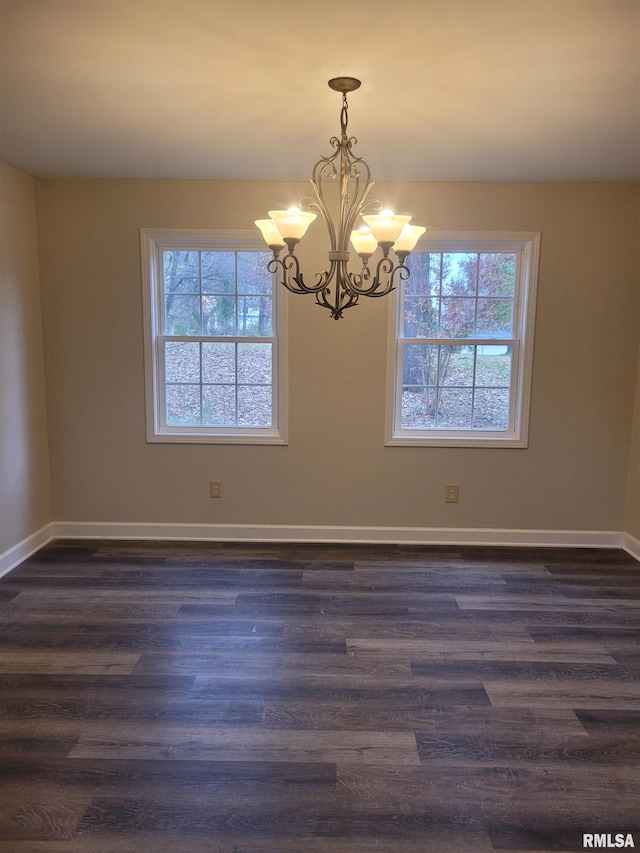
[255,77,426,320]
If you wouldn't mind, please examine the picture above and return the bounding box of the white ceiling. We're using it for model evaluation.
[1,0,639,181]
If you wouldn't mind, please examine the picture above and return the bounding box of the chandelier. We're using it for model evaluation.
[255,77,426,320]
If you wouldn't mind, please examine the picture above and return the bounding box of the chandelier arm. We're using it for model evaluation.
[345,263,371,293]
[346,256,411,298]
[370,258,411,298]
[389,259,412,295]
[351,255,393,295]
[268,254,332,295]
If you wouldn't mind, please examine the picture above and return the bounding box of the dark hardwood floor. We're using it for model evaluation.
[0,539,638,852]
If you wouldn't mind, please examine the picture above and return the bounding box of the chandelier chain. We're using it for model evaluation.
[340,92,349,141]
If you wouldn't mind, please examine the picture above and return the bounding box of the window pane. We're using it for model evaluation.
[404,296,439,338]
[202,342,235,383]
[440,346,473,386]
[237,252,272,295]
[237,296,272,336]
[201,252,235,294]
[165,295,201,335]
[166,384,200,425]
[202,295,236,335]
[437,387,473,429]
[202,385,235,426]
[405,253,440,296]
[442,253,476,296]
[238,386,272,427]
[476,347,512,387]
[473,388,510,429]
[478,253,516,297]
[164,251,199,294]
[238,343,272,385]
[401,387,436,428]
[476,298,513,337]
[165,342,200,383]
[401,343,513,432]
[403,344,438,387]
[441,297,475,337]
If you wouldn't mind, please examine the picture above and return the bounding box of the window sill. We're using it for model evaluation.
[147,430,288,446]
[385,433,528,448]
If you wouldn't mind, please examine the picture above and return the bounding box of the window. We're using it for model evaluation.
[141,229,287,444]
[386,232,540,447]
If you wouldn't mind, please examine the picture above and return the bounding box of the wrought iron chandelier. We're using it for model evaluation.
[255,77,426,320]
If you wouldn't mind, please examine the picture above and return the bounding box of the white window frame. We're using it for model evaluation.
[141,229,288,445]
[386,231,540,448]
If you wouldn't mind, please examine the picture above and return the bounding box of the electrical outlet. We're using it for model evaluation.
[209,481,222,498]
[445,484,459,503]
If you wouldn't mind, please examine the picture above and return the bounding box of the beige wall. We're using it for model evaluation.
[34,178,640,535]
[0,162,51,556]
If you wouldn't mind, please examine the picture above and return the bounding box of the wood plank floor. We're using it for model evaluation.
[0,540,638,852]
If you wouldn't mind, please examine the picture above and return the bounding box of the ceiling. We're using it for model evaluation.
[1,0,639,181]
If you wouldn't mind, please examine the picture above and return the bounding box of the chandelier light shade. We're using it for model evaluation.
[255,77,426,320]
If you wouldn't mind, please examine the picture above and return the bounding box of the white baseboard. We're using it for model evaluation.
[0,523,55,579]
[2,523,637,576]
[51,521,627,550]
[623,532,640,562]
